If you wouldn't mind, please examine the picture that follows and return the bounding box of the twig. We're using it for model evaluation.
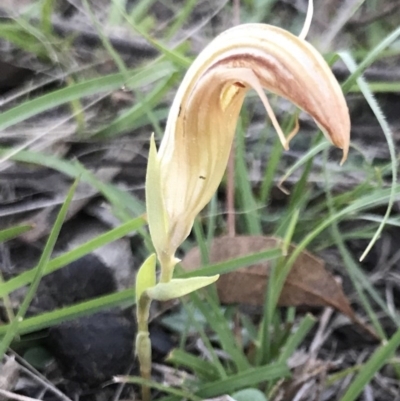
[8,352,74,401]
[111,363,135,401]
[309,307,334,356]
[0,389,42,401]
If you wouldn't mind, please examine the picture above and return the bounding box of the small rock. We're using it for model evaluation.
[32,254,117,313]
[46,311,135,389]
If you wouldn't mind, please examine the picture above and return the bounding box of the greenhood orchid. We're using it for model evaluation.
[145,23,350,280]
[136,13,350,401]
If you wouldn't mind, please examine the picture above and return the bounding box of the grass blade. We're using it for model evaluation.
[196,362,290,398]
[0,225,33,242]
[167,349,220,381]
[235,121,262,235]
[0,287,138,336]
[179,247,281,279]
[278,314,316,363]
[0,217,145,297]
[0,61,175,134]
[341,328,400,401]
[0,148,145,221]
[339,52,397,262]
[0,179,79,357]
[342,26,400,93]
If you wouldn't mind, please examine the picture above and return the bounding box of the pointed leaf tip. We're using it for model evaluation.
[146,275,220,301]
[146,134,169,259]
[136,253,156,302]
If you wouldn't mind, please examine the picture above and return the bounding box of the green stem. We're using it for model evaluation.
[159,255,176,283]
[135,253,177,399]
[136,295,152,401]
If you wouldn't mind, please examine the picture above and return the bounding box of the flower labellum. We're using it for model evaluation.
[146,23,350,276]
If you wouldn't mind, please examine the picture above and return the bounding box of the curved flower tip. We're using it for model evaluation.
[147,22,351,263]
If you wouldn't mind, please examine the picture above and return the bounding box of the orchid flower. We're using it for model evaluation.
[135,6,351,399]
[145,24,350,282]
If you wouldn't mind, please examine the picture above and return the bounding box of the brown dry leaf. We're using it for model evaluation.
[182,235,376,338]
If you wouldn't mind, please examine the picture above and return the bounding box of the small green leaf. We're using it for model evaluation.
[136,254,156,302]
[24,347,53,370]
[146,135,169,257]
[146,275,219,301]
[232,388,268,401]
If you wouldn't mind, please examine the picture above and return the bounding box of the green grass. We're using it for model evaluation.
[1,0,400,400]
